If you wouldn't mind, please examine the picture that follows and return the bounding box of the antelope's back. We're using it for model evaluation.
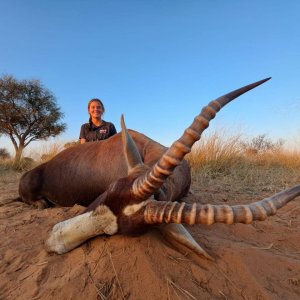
[21,131,172,207]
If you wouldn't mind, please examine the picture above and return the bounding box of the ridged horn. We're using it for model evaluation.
[121,114,144,173]
[143,184,300,225]
[132,77,271,199]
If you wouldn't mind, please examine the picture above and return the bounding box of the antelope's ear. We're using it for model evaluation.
[121,114,144,174]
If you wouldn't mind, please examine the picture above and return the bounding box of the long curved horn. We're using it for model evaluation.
[121,114,144,173]
[143,184,300,225]
[132,78,271,199]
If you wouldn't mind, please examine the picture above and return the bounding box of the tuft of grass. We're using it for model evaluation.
[187,131,300,197]
[0,157,37,172]
[0,163,22,184]
[187,131,244,175]
[27,141,65,162]
[0,158,14,171]
[0,140,76,173]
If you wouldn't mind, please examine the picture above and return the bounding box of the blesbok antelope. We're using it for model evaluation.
[20,78,300,259]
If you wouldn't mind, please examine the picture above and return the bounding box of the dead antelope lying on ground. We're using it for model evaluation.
[19,77,300,259]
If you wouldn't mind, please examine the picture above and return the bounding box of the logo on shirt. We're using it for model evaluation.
[99,129,107,134]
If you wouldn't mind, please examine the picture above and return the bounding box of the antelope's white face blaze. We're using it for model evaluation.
[123,200,152,216]
[45,205,117,254]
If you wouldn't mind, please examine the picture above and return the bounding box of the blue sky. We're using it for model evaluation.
[1,0,300,154]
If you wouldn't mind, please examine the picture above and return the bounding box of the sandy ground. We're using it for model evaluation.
[1,170,300,300]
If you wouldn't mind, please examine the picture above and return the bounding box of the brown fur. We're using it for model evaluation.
[19,130,191,207]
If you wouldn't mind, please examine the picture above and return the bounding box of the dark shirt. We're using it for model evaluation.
[79,120,117,142]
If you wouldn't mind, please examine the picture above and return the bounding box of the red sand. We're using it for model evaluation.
[1,175,300,299]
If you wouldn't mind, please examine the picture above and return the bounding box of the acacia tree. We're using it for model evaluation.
[0,75,66,164]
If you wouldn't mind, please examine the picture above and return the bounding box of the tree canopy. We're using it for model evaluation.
[0,75,66,163]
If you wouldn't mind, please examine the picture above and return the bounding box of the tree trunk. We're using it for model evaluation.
[13,145,24,167]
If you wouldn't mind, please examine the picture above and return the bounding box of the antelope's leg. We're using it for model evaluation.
[158,223,214,261]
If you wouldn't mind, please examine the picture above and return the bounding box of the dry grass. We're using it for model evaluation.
[188,131,300,171]
[26,141,65,162]
[2,132,300,197]
[0,158,14,171]
[0,140,77,172]
[0,157,37,172]
[187,131,300,196]
[187,131,244,174]
[167,277,197,300]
